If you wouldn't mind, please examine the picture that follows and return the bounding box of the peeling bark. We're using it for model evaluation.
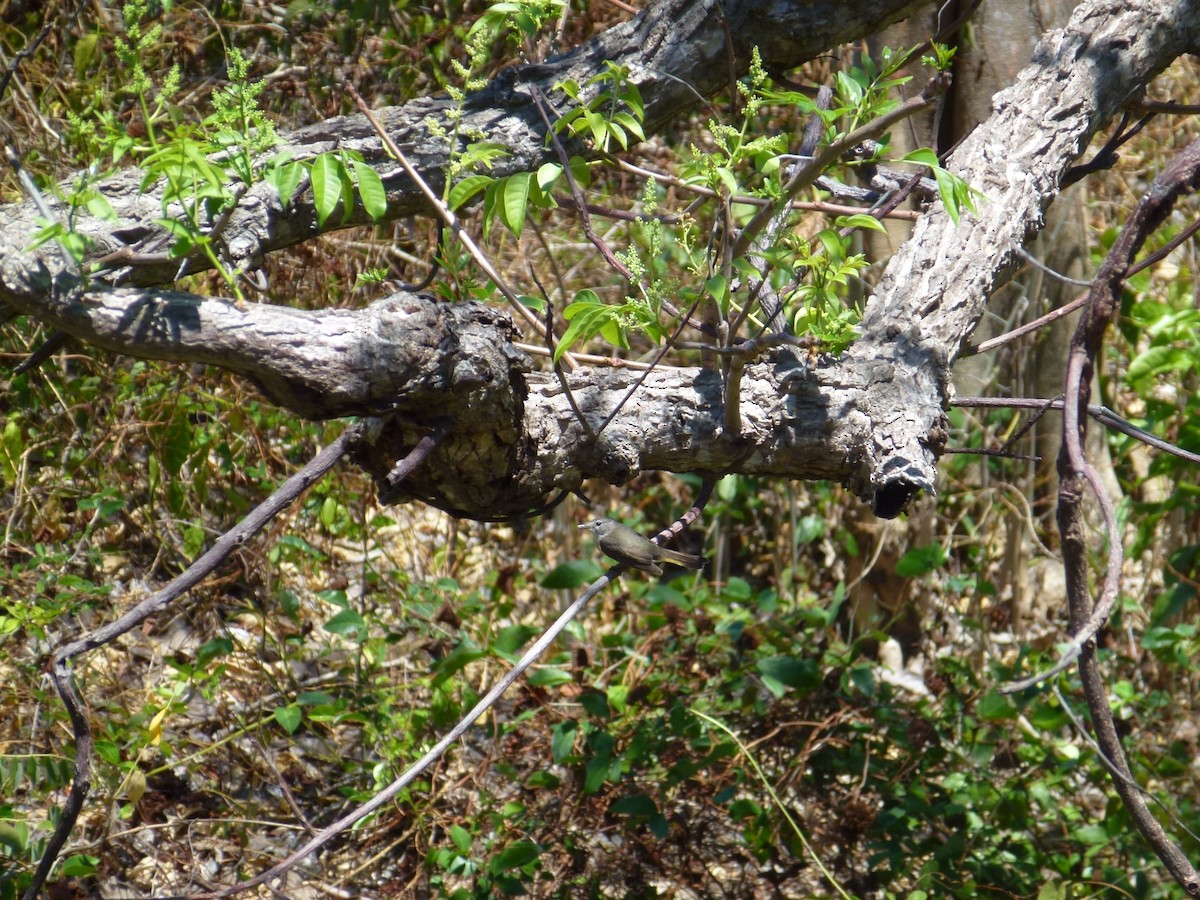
[3,0,1200,520]
[0,0,931,293]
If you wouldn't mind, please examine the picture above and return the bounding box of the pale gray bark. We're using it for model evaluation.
[855,0,1200,501]
[0,0,931,292]
[3,0,1199,520]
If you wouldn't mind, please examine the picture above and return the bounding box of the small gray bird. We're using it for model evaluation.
[578,517,707,576]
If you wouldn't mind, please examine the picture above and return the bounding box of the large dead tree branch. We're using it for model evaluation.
[0,0,931,299]
[849,0,1200,509]
[3,0,1200,522]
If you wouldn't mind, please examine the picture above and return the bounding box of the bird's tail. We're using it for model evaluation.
[659,547,706,569]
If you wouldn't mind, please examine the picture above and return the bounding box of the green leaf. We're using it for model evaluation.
[795,514,825,544]
[351,160,387,221]
[195,637,233,668]
[901,147,940,168]
[1127,344,1192,385]
[492,840,541,871]
[277,534,327,561]
[606,120,628,150]
[834,213,886,233]
[561,288,601,315]
[60,854,99,877]
[933,169,962,223]
[541,560,602,588]
[498,172,532,237]
[431,640,484,687]
[729,797,764,820]
[94,740,121,766]
[716,473,739,501]
[182,523,205,561]
[1036,883,1067,900]
[622,82,644,120]
[610,794,658,817]
[536,163,562,192]
[1,418,22,487]
[324,608,367,638]
[526,667,573,687]
[556,290,632,360]
[895,543,946,577]
[704,273,728,307]
[1072,824,1110,845]
[585,110,610,150]
[448,174,493,211]
[722,577,752,602]
[836,69,865,106]
[554,290,609,360]
[274,704,303,734]
[74,33,99,74]
[310,152,342,226]
[86,194,117,220]
[816,228,847,261]
[267,158,306,207]
[336,155,356,223]
[297,691,334,705]
[977,690,1018,721]
[568,155,591,187]
[606,683,629,714]
[0,822,28,855]
[756,656,820,696]
[526,770,561,788]
[715,165,739,195]
[492,623,539,657]
[551,721,578,762]
[613,112,644,144]
[449,823,473,854]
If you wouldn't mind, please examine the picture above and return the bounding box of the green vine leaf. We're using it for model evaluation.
[310,152,343,226]
[498,171,531,237]
[351,160,388,221]
[556,288,629,361]
[266,156,306,208]
[448,174,494,211]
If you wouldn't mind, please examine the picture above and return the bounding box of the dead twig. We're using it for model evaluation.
[182,481,714,899]
[1005,136,1200,896]
[345,85,572,368]
[954,396,1200,466]
[21,425,364,900]
[376,419,452,504]
[732,75,948,259]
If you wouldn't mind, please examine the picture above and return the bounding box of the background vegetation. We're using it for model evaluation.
[2,0,1200,897]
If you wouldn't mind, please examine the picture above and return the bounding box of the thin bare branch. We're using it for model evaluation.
[183,481,715,899]
[961,293,1090,356]
[1006,135,1200,896]
[345,85,569,367]
[954,396,1200,465]
[21,425,363,900]
[732,75,947,258]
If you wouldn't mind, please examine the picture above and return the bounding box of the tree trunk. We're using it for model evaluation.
[3,0,1198,521]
